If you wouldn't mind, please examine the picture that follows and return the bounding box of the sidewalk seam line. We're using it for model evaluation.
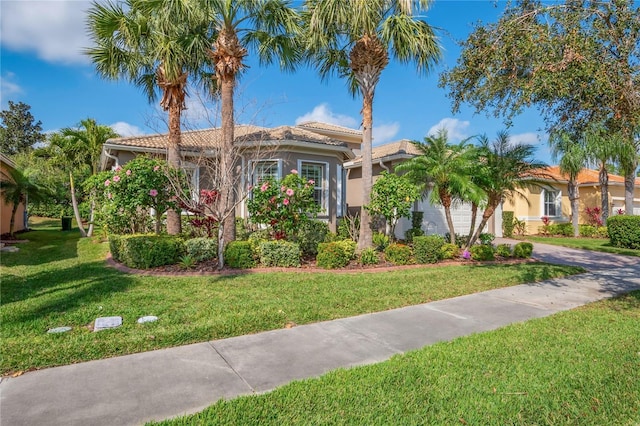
[207,341,256,395]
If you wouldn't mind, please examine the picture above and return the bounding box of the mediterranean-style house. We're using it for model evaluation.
[503,165,640,234]
[101,122,501,238]
[0,153,27,236]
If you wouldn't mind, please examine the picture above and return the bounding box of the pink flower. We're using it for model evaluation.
[153,166,160,172]
[260,182,269,192]
[308,179,315,185]
[149,189,158,197]
[286,188,294,196]
[281,186,286,192]
[126,169,131,176]
[104,179,111,186]
[115,166,122,171]
[283,198,290,205]
[290,169,298,175]
[107,192,112,199]
[113,175,121,182]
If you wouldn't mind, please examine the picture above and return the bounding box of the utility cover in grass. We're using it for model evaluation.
[47,326,72,334]
[94,316,122,331]
[137,316,158,324]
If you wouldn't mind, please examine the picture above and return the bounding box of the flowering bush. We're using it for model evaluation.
[584,206,603,227]
[246,171,320,240]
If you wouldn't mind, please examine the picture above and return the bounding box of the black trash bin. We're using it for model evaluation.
[61,216,72,231]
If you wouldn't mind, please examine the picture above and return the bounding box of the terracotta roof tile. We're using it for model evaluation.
[542,165,640,185]
[296,121,362,136]
[350,139,422,165]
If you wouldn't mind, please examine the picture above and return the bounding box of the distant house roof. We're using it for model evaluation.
[542,166,640,186]
[0,153,16,169]
[345,139,422,168]
[296,121,362,137]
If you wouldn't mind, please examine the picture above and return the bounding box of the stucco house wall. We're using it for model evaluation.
[1,154,27,236]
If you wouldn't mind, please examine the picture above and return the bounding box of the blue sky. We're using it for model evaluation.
[0,0,554,163]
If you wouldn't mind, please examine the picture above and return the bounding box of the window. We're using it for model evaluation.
[543,189,560,217]
[299,161,328,213]
[181,162,200,201]
[251,160,280,186]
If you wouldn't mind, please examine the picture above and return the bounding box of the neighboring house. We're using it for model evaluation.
[343,140,501,240]
[100,122,358,231]
[0,154,27,236]
[503,166,640,234]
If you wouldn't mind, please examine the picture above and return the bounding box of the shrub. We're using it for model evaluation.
[316,240,356,269]
[496,243,512,258]
[109,234,184,269]
[224,241,256,269]
[596,226,608,238]
[373,232,390,251]
[513,242,534,258]
[384,243,413,265]
[259,240,301,267]
[479,233,495,245]
[440,243,460,260]
[178,255,196,270]
[444,232,470,248]
[184,237,218,262]
[502,211,515,237]
[513,218,527,236]
[607,215,640,249]
[359,247,379,266]
[413,235,444,264]
[579,224,597,238]
[404,228,424,244]
[547,223,573,237]
[470,244,495,261]
[405,211,424,243]
[337,215,360,241]
[296,220,330,257]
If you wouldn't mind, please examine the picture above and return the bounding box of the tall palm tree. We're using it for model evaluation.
[0,167,47,238]
[54,119,119,237]
[584,125,620,222]
[302,0,441,250]
[86,0,213,235]
[199,0,301,248]
[468,132,548,247]
[396,129,482,245]
[549,131,587,237]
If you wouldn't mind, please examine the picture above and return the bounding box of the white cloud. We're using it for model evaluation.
[1,1,92,65]
[295,103,359,128]
[110,122,145,137]
[510,132,541,145]
[373,123,400,145]
[0,73,22,99]
[427,118,471,141]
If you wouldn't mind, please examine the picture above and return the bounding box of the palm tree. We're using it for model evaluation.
[549,131,587,237]
[468,132,548,247]
[199,0,301,248]
[52,119,119,237]
[396,129,482,245]
[584,125,620,222]
[302,0,441,250]
[86,0,213,235]
[0,167,47,238]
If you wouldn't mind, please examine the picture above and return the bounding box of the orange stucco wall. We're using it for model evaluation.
[1,160,26,236]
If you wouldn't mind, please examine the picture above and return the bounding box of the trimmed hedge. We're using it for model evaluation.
[296,220,330,257]
[184,237,218,262]
[359,248,380,266]
[413,235,444,264]
[470,244,495,261]
[224,241,256,269]
[513,242,534,258]
[607,215,640,249]
[109,234,184,269]
[384,243,413,265]
[259,240,301,267]
[440,243,460,260]
[317,240,357,269]
[496,243,512,258]
[502,211,515,238]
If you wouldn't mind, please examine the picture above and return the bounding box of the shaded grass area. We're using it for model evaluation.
[153,291,640,425]
[1,222,583,375]
[526,236,640,257]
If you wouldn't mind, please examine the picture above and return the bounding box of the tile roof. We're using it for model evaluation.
[349,139,422,165]
[105,124,348,150]
[296,121,362,136]
[542,166,640,186]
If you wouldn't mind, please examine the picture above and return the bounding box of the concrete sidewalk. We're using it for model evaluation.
[1,242,639,426]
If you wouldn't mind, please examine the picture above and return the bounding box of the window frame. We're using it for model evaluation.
[541,188,561,217]
[298,160,329,214]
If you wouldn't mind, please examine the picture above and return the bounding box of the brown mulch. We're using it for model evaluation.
[106,254,536,277]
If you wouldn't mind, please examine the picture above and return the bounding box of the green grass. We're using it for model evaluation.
[152,291,640,425]
[526,236,640,257]
[1,219,583,375]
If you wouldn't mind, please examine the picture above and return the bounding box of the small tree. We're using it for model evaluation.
[365,171,419,241]
[0,167,47,237]
[247,171,320,240]
[0,101,45,155]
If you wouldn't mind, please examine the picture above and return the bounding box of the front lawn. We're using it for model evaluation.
[1,221,583,375]
[526,235,640,257]
[153,291,640,425]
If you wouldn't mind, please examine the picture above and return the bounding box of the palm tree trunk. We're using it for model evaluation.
[9,203,18,238]
[441,191,455,245]
[623,160,637,215]
[467,202,478,242]
[87,198,96,237]
[69,172,87,238]
[357,92,374,250]
[568,178,579,237]
[166,102,182,235]
[599,163,609,222]
[468,200,498,247]
[219,77,236,264]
